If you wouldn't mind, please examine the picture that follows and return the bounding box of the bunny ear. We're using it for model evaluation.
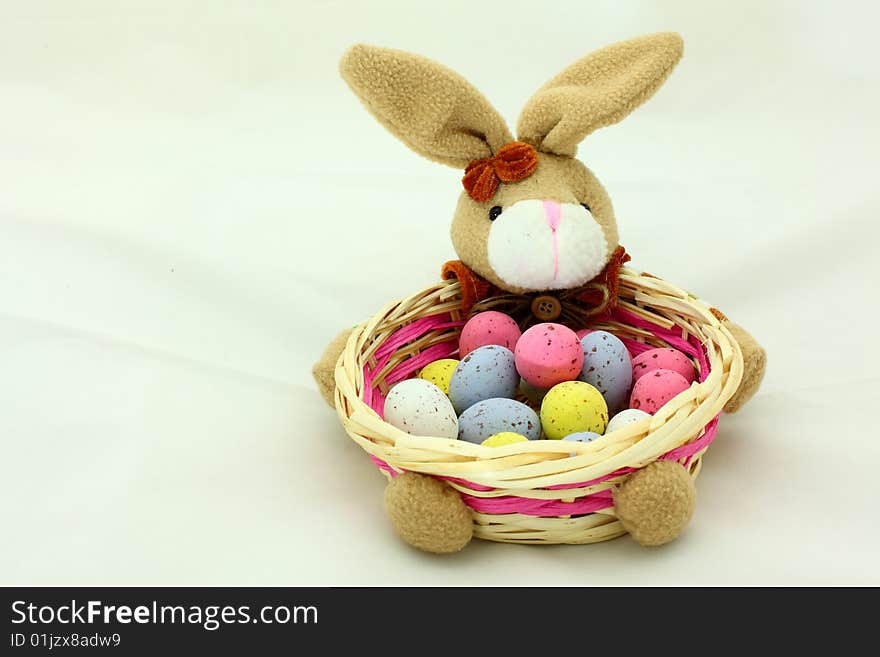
[340,44,513,168]
[516,32,684,156]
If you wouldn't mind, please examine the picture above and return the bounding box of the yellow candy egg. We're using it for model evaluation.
[540,381,609,439]
[481,432,529,447]
[418,358,459,395]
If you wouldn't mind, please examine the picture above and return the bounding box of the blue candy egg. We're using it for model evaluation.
[563,431,601,443]
[458,398,541,444]
[448,345,518,414]
[562,430,601,457]
[578,331,633,414]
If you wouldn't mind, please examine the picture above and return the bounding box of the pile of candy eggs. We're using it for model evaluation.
[382,310,697,447]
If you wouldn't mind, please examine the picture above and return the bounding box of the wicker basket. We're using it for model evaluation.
[333,268,743,545]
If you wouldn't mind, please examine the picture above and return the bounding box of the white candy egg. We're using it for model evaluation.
[383,379,459,439]
[605,408,652,433]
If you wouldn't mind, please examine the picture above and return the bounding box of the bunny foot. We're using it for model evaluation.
[312,328,353,408]
[722,321,767,414]
[614,460,696,546]
[384,472,473,554]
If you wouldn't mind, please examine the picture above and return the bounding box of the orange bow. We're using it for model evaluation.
[461,141,538,202]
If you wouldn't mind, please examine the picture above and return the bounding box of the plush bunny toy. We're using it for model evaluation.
[313,33,766,552]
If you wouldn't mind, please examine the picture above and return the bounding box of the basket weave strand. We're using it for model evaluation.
[334,268,743,544]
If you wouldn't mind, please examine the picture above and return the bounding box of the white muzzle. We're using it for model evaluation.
[487,199,609,291]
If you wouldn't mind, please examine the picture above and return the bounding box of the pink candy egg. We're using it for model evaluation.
[459,311,522,359]
[514,323,583,388]
[629,368,690,414]
[632,347,696,384]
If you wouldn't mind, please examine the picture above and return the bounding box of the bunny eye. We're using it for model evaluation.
[489,206,503,221]
[581,202,591,212]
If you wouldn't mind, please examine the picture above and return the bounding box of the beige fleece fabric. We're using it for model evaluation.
[723,321,767,413]
[384,472,473,554]
[517,32,684,156]
[614,460,696,546]
[312,327,353,408]
[339,44,513,168]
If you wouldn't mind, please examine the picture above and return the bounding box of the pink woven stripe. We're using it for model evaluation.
[441,476,493,492]
[618,336,655,357]
[370,454,398,476]
[362,313,464,417]
[362,350,393,415]
[663,415,719,464]
[373,315,462,360]
[384,342,459,387]
[545,469,636,489]
[460,490,614,516]
[361,363,383,416]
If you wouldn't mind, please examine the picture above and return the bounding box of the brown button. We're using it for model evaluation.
[531,295,562,321]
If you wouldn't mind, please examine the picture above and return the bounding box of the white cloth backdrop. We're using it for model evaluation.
[2,0,878,585]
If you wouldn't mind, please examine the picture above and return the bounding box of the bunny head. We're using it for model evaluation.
[340,33,683,295]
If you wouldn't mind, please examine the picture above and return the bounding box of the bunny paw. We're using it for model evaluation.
[723,321,767,413]
[615,461,696,546]
[384,473,473,554]
[312,328,353,408]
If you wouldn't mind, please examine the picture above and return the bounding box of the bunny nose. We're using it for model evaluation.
[543,200,562,231]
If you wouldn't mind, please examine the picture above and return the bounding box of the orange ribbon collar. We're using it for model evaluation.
[442,246,631,324]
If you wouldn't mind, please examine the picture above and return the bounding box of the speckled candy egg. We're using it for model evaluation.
[578,330,633,414]
[459,311,522,358]
[606,408,652,433]
[540,381,608,439]
[481,432,529,447]
[632,347,696,384]
[629,368,691,414]
[458,398,541,444]
[562,430,601,457]
[563,431,601,444]
[448,345,518,414]
[515,323,583,388]
[418,358,459,395]
[383,379,458,439]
